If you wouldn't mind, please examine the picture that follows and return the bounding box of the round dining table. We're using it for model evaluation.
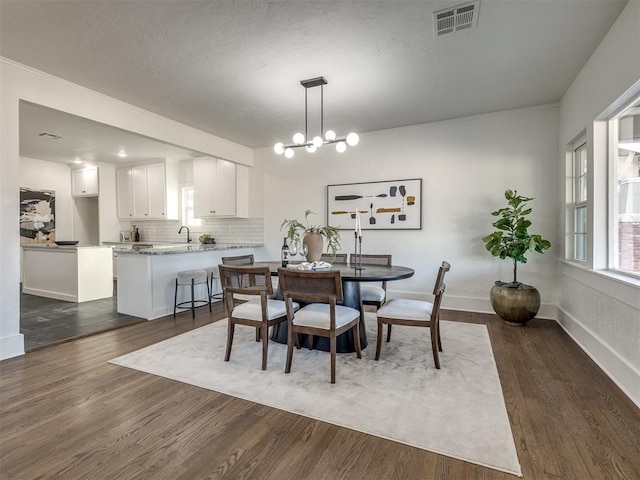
[254,261,415,353]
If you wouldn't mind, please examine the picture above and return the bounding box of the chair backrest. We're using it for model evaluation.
[320,253,348,264]
[432,261,451,296]
[277,268,343,303]
[218,264,272,296]
[356,254,392,290]
[358,254,392,266]
[429,261,450,321]
[221,254,255,266]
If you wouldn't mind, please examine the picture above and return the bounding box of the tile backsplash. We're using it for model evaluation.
[128,217,264,245]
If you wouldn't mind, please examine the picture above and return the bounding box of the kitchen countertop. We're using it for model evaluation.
[114,243,262,255]
[21,244,112,250]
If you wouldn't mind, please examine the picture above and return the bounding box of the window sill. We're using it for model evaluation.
[560,260,640,309]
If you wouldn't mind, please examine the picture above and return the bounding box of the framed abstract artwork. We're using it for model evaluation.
[20,187,56,244]
[327,178,422,230]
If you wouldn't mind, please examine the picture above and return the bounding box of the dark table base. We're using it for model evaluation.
[270,281,368,353]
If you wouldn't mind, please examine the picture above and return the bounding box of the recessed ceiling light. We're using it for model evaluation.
[73,157,82,164]
[117,150,127,157]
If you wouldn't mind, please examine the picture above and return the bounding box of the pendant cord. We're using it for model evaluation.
[321,84,324,139]
[304,87,308,142]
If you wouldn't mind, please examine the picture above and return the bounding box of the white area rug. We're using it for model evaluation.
[110,317,521,476]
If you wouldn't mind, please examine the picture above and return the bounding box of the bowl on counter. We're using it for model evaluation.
[54,240,79,246]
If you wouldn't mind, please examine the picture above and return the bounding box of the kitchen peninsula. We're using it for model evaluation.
[116,244,258,320]
[22,244,114,302]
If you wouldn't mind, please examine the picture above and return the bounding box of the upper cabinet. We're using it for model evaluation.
[71,166,99,197]
[193,156,248,218]
[116,161,179,220]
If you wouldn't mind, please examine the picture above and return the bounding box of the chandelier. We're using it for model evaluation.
[274,76,359,158]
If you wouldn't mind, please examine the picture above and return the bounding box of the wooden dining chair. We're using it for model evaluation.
[277,268,361,383]
[357,254,392,310]
[319,253,348,264]
[218,264,298,370]
[375,261,451,369]
[221,254,255,266]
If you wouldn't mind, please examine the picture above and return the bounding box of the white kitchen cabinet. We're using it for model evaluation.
[116,161,179,220]
[116,166,134,219]
[193,156,248,217]
[71,166,99,197]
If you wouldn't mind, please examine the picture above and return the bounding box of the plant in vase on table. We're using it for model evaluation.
[281,210,341,262]
[481,189,551,326]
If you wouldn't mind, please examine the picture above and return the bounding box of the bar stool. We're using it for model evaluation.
[173,269,211,319]
[206,266,224,302]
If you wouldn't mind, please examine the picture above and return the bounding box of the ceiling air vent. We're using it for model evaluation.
[38,132,63,140]
[434,1,480,37]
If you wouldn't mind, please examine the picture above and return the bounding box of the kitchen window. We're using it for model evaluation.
[181,186,201,227]
[573,141,588,262]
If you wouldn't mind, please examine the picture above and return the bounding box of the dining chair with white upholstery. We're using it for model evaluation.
[357,254,392,310]
[277,268,361,384]
[218,264,297,370]
[375,261,451,369]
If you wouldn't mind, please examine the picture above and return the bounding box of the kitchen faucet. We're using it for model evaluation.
[178,225,192,243]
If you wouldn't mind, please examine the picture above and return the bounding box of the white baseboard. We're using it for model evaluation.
[22,287,77,303]
[0,333,25,360]
[556,308,640,409]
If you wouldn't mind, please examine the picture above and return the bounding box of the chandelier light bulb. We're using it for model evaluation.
[306,144,317,153]
[346,132,360,146]
[324,130,336,141]
[284,148,295,159]
[293,132,305,145]
[312,136,323,148]
[336,141,347,153]
[274,143,285,155]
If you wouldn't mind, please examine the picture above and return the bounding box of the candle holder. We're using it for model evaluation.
[353,232,365,271]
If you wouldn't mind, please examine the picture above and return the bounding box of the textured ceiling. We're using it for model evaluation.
[0,0,628,151]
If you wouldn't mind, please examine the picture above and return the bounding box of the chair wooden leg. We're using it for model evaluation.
[330,334,337,384]
[386,324,392,342]
[431,326,440,369]
[437,318,443,352]
[255,327,261,342]
[206,280,212,312]
[224,321,235,362]
[375,317,383,361]
[354,322,362,359]
[261,323,269,370]
[285,325,294,374]
[308,335,314,350]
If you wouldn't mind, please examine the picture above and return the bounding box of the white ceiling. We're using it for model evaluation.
[0,0,628,162]
[19,101,205,166]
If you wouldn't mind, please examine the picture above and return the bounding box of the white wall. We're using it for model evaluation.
[0,58,255,360]
[252,104,560,316]
[558,2,640,407]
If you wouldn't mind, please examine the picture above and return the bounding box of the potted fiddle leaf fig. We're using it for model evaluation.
[482,189,551,326]
[281,210,341,262]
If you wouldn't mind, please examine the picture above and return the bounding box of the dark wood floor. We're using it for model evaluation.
[1,305,639,479]
[20,282,144,351]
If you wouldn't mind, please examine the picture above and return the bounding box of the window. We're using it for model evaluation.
[609,96,640,276]
[573,141,588,261]
[181,186,201,227]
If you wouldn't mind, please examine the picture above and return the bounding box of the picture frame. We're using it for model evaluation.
[327,178,422,230]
